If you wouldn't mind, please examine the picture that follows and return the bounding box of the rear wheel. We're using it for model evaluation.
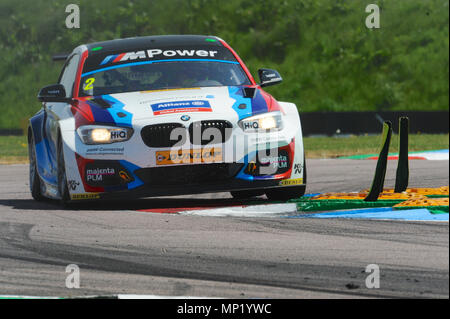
[28,133,44,201]
[57,136,71,205]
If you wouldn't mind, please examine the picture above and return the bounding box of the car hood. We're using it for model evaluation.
[76,86,277,127]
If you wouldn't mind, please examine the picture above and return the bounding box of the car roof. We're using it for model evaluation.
[83,35,223,53]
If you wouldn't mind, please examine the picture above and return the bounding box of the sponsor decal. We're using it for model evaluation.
[243,121,259,130]
[86,167,115,182]
[279,178,304,186]
[140,94,204,106]
[86,146,125,155]
[151,100,212,115]
[259,154,289,169]
[68,180,80,191]
[250,133,286,145]
[71,193,100,200]
[245,149,290,176]
[156,154,167,162]
[155,148,223,165]
[100,49,219,65]
[119,170,133,183]
[246,161,257,175]
[84,162,134,186]
[110,129,129,141]
[294,163,303,175]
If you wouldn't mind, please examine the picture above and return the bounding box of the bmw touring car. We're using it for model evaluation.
[28,35,306,204]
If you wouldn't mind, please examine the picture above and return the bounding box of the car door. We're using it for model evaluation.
[43,53,80,184]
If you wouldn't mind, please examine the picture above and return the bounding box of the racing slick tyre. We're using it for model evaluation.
[265,157,307,201]
[57,135,71,205]
[265,185,306,201]
[28,133,44,201]
[230,190,265,199]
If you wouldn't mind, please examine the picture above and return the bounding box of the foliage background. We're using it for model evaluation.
[0,0,448,129]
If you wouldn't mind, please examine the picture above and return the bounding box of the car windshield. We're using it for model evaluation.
[79,60,251,96]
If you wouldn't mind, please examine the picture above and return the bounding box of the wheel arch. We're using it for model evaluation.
[28,111,46,172]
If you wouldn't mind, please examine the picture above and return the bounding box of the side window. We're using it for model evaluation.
[58,54,80,97]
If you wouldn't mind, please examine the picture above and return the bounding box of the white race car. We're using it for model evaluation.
[28,35,306,204]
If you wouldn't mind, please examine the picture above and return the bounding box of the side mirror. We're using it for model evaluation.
[37,84,71,102]
[258,68,282,87]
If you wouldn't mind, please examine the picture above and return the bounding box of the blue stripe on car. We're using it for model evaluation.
[82,59,239,77]
[88,100,116,124]
[100,55,117,65]
[119,160,145,189]
[228,86,270,121]
[235,151,256,181]
[228,86,251,121]
[250,88,269,115]
[102,95,133,128]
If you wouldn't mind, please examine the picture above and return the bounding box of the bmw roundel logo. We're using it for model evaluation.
[181,115,190,121]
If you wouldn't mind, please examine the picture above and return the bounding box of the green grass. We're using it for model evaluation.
[0,136,28,164]
[0,134,448,164]
[304,134,449,158]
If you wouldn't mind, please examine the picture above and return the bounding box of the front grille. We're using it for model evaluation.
[141,120,233,148]
[141,123,186,148]
[189,120,233,145]
[134,163,244,186]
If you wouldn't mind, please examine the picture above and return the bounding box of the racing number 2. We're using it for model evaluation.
[83,78,95,91]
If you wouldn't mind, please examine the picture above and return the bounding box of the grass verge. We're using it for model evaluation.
[0,136,28,164]
[304,134,449,158]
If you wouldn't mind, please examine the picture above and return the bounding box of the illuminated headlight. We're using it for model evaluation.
[77,125,133,145]
[239,112,283,132]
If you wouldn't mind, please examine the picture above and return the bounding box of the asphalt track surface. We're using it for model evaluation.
[0,159,448,298]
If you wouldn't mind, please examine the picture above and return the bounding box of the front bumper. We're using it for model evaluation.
[64,113,305,201]
[68,140,305,201]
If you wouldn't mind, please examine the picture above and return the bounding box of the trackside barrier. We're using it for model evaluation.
[364,121,392,201]
[394,117,409,192]
[289,116,448,214]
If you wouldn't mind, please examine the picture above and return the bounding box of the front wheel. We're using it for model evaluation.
[266,156,307,201]
[265,185,306,201]
[230,190,265,199]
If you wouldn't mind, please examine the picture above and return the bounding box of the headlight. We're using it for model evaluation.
[77,125,134,145]
[238,112,283,132]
